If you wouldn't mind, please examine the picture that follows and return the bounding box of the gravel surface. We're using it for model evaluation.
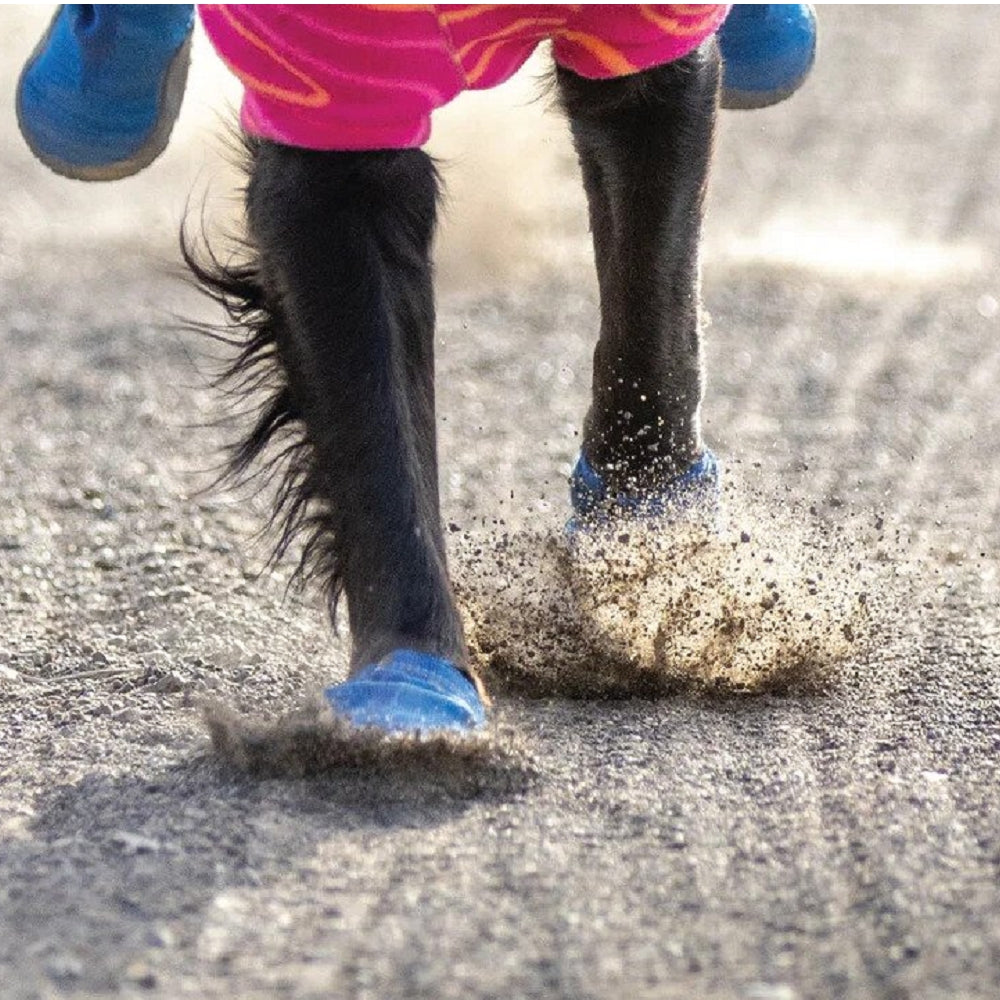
[3,7,1000,999]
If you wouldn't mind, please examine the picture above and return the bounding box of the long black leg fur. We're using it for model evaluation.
[185,140,468,677]
[184,46,719,694]
[557,42,721,495]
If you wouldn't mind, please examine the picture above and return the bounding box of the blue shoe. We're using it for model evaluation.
[17,4,194,181]
[568,450,721,532]
[717,4,817,110]
[324,650,487,737]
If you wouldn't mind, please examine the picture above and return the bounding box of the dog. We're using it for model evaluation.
[186,4,728,734]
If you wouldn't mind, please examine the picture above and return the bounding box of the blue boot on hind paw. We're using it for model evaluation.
[718,4,817,110]
[17,4,194,181]
[568,449,721,533]
[324,650,487,737]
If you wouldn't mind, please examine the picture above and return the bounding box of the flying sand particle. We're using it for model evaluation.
[455,484,882,699]
[207,483,891,774]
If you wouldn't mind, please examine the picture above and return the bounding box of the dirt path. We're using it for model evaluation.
[3,7,1000,999]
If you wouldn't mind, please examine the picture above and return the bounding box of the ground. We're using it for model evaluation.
[2,7,1000,1000]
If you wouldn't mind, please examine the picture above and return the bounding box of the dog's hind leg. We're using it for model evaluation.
[557,44,722,521]
[237,142,483,733]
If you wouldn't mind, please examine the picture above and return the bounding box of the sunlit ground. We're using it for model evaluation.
[722,214,985,283]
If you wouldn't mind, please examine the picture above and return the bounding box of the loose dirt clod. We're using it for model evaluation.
[204,698,534,794]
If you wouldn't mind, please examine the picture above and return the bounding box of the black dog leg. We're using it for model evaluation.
[557,45,721,512]
[193,141,484,733]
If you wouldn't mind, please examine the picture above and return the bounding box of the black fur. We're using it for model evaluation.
[559,43,720,493]
[184,43,721,686]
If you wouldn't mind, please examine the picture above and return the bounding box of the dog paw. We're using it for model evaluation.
[324,649,487,736]
[567,449,721,534]
[718,4,817,110]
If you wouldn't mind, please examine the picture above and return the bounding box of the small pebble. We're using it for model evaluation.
[110,830,162,855]
[743,985,796,1000]
[124,959,158,989]
[44,953,83,985]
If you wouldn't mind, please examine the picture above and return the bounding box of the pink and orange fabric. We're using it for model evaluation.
[199,4,730,150]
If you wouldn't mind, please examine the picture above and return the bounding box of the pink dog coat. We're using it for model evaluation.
[199,4,730,150]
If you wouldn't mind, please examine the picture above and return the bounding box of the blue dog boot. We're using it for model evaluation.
[568,450,721,532]
[17,4,194,181]
[717,4,817,110]
[324,650,487,737]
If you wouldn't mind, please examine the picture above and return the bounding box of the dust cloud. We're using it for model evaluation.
[208,480,890,776]
[204,698,536,791]
[454,481,884,700]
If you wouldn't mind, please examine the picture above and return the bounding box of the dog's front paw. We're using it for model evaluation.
[324,650,487,737]
[567,450,721,535]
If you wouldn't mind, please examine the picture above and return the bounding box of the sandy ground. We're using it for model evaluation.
[3,6,1000,999]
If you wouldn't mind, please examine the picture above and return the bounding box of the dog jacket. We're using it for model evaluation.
[199,4,730,150]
